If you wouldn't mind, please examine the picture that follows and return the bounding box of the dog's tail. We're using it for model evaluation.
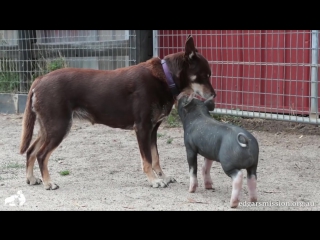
[19,82,38,154]
[237,132,249,148]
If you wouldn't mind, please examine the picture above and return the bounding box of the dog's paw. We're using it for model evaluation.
[26,177,42,185]
[44,182,59,190]
[151,179,168,188]
[163,176,176,184]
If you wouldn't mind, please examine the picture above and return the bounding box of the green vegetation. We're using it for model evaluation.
[5,163,24,168]
[32,52,68,79]
[211,113,242,126]
[0,51,68,93]
[166,137,173,144]
[165,108,182,128]
[163,106,243,128]
[0,59,20,93]
[59,170,70,176]
[157,133,165,138]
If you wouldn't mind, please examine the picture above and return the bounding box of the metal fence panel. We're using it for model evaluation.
[153,30,320,125]
[0,30,136,94]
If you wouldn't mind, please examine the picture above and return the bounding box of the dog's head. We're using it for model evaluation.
[165,35,216,106]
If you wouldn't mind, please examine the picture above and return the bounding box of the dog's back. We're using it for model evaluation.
[28,59,173,127]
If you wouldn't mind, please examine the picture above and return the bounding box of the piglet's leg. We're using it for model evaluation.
[202,158,214,189]
[230,170,243,208]
[186,149,198,193]
[247,175,257,202]
[246,165,258,202]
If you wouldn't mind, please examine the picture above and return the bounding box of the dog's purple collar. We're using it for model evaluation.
[161,59,180,97]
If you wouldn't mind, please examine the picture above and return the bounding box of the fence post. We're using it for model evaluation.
[18,30,36,93]
[310,30,319,119]
[153,30,158,57]
[129,30,136,66]
[135,30,153,64]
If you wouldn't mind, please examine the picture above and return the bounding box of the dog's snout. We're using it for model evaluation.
[212,90,217,98]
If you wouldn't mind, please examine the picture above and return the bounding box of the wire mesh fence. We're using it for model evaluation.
[154,30,320,124]
[2,29,320,124]
[0,30,136,94]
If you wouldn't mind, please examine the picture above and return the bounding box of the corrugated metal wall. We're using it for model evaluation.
[157,30,316,116]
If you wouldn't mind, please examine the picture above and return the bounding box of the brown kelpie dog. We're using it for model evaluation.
[19,35,216,190]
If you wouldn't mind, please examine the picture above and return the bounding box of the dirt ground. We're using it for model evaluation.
[0,112,319,211]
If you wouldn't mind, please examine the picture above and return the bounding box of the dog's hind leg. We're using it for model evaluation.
[246,165,258,202]
[36,118,71,190]
[26,135,43,185]
[150,122,176,185]
[202,158,214,190]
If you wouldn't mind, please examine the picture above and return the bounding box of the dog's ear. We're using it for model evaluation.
[184,35,197,60]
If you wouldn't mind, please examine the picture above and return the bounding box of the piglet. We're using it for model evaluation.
[177,92,259,208]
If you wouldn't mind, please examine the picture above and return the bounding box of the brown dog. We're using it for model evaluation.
[19,35,216,190]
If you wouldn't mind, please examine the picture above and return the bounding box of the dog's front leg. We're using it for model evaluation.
[150,122,176,185]
[186,148,198,193]
[202,158,214,190]
[134,123,169,188]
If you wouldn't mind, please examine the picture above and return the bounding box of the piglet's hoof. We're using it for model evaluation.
[189,184,198,193]
[204,182,213,190]
[230,199,239,208]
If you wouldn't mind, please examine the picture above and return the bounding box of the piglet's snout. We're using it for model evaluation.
[204,95,215,111]
[205,95,214,102]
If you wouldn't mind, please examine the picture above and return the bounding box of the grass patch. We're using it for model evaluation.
[211,113,242,126]
[157,133,165,138]
[165,108,182,128]
[32,52,68,79]
[59,170,70,176]
[166,137,173,144]
[164,106,243,128]
[6,163,24,169]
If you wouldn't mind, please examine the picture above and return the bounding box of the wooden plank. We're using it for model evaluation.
[32,39,130,58]
[0,39,130,59]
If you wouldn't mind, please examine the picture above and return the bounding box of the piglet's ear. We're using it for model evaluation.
[184,92,195,108]
[184,35,196,59]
